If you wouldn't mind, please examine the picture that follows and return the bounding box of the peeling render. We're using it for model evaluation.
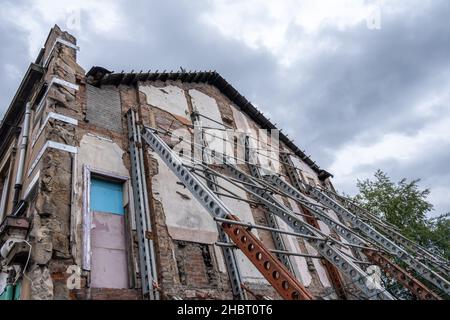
[140,85,191,124]
[150,151,218,244]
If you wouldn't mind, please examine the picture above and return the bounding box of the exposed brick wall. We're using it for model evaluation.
[174,240,217,288]
[72,288,142,300]
[86,84,123,133]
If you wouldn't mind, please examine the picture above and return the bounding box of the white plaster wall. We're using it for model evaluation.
[150,151,218,244]
[140,85,191,123]
[304,241,332,288]
[189,89,224,129]
[288,199,332,288]
[255,129,281,175]
[229,105,256,165]
[78,135,129,176]
[230,105,278,174]
[230,104,254,134]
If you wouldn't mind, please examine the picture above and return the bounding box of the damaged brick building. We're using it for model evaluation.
[0,26,448,300]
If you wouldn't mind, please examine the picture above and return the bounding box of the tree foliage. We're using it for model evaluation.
[353,170,449,259]
[352,170,449,299]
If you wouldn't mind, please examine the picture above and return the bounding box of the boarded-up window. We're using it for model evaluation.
[90,178,124,215]
[90,176,128,289]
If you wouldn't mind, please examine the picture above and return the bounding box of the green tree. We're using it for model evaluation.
[352,170,449,299]
[353,170,449,259]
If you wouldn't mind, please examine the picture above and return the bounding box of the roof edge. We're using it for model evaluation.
[86,67,333,179]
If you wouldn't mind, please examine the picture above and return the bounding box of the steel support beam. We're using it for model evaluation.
[274,154,446,299]
[191,114,247,300]
[127,110,159,299]
[221,162,394,300]
[331,192,450,277]
[264,163,442,300]
[245,137,346,299]
[363,249,442,300]
[306,184,450,296]
[244,137,296,276]
[141,127,312,300]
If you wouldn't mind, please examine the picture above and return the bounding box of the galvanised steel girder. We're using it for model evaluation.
[263,174,369,248]
[243,138,296,275]
[127,110,159,299]
[192,114,247,300]
[264,174,442,300]
[307,184,450,295]
[332,193,450,277]
[141,127,312,300]
[244,137,347,299]
[364,249,442,300]
[204,169,248,300]
[221,162,394,300]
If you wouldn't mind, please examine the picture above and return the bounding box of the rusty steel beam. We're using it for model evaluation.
[363,250,442,300]
[223,214,313,300]
[141,126,313,300]
[300,205,348,300]
[306,184,450,295]
[263,171,445,300]
[223,163,394,299]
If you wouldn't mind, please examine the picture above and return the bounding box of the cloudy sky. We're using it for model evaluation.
[0,0,449,216]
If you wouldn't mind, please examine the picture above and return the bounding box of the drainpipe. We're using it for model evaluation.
[12,102,32,208]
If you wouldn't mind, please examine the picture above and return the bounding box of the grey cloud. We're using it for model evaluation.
[337,142,450,215]
[0,0,448,214]
[79,0,279,94]
[0,9,31,118]
[272,1,450,166]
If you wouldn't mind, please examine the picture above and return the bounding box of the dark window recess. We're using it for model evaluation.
[0,165,11,218]
[32,82,49,126]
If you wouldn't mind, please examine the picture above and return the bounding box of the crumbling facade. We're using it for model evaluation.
[0,26,448,300]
